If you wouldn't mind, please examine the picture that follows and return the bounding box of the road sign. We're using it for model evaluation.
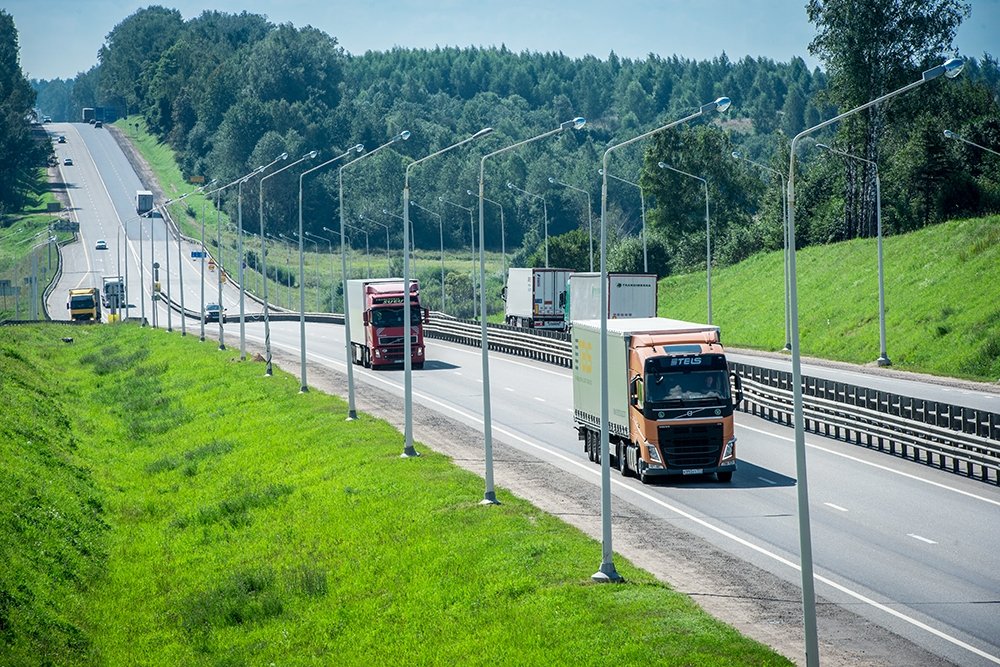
[191,251,207,258]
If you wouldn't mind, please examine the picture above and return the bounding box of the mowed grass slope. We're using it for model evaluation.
[659,214,1000,381]
[1,323,789,666]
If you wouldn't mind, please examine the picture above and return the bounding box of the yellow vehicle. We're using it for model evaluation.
[67,287,101,322]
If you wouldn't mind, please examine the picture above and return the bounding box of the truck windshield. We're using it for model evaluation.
[646,370,729,404]
[370,305,421,328]
[71,296,95,309]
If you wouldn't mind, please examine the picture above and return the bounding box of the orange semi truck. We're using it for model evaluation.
[572,318,743,483]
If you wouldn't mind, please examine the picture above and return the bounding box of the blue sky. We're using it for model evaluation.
[8,0,999,81]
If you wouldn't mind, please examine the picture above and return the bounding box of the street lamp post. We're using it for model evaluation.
[598,169,648,273]
[657,161,712,323]
[296,139,363,395]
[260,150,318,376]
[466,190,507,278]
[197,180,218,341]
[401,128,493,457]
[547,177,594,271]
[440,197,477,319]
[816,143,890,366]
[238,152,288,356]
[944,128,1000,157]
[506,182,550,268]
[341,131,412,420]
[477,116,587,505]
[601,99,731,583]
[343,222,371,278]
[731,151,790,350]
[359,214,392,278]
[787,58,963,666]
[410,200,444,311]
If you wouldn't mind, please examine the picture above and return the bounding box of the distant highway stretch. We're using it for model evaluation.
[45,121,1000,666]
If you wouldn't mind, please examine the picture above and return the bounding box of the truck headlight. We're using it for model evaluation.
[417,346,424,357]
[722,437,736,461]
[374,349,382,358]
[646,443,662,463]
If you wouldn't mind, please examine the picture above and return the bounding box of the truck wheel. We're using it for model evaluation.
[363,348,371,368]
[717,471,733,483]
[618,444,631,478]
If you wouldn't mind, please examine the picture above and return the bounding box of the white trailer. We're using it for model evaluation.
[135,190,154,214]
[502,267,573,329]
[568,272,657,323]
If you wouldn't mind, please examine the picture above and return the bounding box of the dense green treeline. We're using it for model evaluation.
[27,3,1000,278]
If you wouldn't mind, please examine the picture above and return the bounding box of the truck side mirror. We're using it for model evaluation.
[629,375,640,407]
[66,302,69,310]
[731,373,744,406]
[422,307,430,324]
[362,311,370,326]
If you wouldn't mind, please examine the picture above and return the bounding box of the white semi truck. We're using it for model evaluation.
[502,267,573,330]
[567,272,657,323]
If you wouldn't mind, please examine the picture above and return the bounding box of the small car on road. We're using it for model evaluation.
[205,303,226,323]
[63,157,73,166]
[95,240,108,250]
[57,136,66,143]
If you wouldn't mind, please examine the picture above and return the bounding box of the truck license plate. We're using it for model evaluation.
[682,468,703,475]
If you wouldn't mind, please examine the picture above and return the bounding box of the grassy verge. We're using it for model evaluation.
[113,116,507,315]
[1,322,790,665]
[0,168,73,320]
[658,214,1000,381]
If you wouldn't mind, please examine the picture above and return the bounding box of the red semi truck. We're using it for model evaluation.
[347,278,429,369]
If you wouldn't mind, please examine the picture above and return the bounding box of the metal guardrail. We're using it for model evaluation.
[423,315,999,485]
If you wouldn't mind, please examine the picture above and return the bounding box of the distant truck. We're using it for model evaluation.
[82,107,95,123]
[67,287,101,322]
[101,276,125,314]
[502,267,573,329]
[567,272,657,323]
[135,190,154,214]
[347,278,428,369]
[572,317,742,484]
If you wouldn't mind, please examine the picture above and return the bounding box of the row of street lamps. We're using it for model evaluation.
[126,57,974,667]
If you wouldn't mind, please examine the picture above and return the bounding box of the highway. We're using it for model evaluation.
[44,121,1000,666]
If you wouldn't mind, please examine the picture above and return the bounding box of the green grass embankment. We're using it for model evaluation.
[659,214,1000,381]
[1,323,790,665]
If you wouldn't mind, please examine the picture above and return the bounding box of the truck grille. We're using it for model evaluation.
[657,423,724,469]
[378,335,418,346]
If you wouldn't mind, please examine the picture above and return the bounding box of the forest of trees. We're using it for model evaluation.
[25,2,1000,275]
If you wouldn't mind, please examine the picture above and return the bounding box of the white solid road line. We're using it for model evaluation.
[740,423,1000,508]
[246,330,1000,665]
[908,534,938,545]
[824,503,849,512]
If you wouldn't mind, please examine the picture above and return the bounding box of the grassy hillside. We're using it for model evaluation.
[659,214,1000,382]
[0,323,789,666]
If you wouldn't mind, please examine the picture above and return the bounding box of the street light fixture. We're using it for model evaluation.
[597,168,648,272]
[816,142,890,366]
[410,200,445,311]
[787,58,962,666]
[506,181,550,268]
[401,127,493,457]
[477,116,586,505]
[260,150,318,376]
[600,98,731,583]
[439,197,477,319]
[944,128,1000,157]
[466,190,507,278]
[548,177,594,271]
[341,130,411,420]
[731,151,790,350]
[657,161,712,323]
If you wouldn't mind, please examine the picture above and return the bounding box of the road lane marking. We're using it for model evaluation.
[740,424,1000,508]
[245,331,1000,666]
[908,534,937,545]
[824,503,848,512]
[534,397,546,403]
[757,476,777,485]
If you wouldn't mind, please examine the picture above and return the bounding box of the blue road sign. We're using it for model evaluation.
[191,251,207,258]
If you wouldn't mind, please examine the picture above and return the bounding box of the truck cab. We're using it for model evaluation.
[348,279,429,369]
[67,287,102,322]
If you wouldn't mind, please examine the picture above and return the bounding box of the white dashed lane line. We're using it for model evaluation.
[824,503,849,512]
[908,533,938,545]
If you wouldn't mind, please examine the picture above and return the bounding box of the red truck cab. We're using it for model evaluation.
[348,278,429,369]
